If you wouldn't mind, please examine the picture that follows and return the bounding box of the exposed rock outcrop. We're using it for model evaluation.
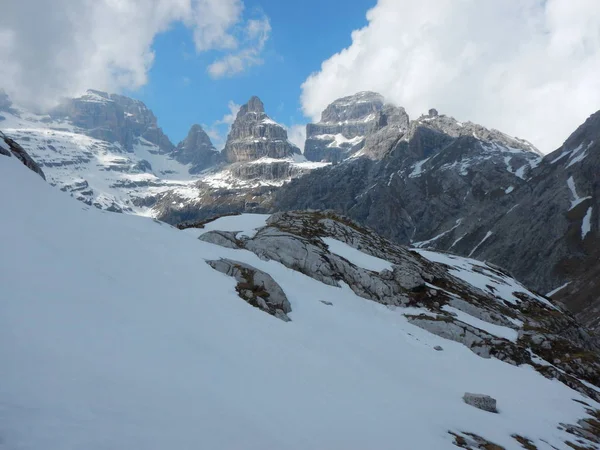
[304,92,410,163]
[223,96,300,163]
[50,90,174,152]
[207,258,291,321]
[0,131,46,179]
[172,124,220,173]
[462,393,498,413]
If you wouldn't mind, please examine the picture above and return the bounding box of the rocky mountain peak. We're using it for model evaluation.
[223,96,300,163]
[242,96,265,114]
[305,91,409,163]
[411,112,541,156]
[49,90,174,153]
[172,124,220,174]
[560,109,600,153]
[320,91,385,123]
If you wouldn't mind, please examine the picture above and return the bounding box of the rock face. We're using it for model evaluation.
[206,258,292,321]
[304,92,410,163]
[188,210,600,404]
[462,393,498,413]
[172,124,220,173]
[275,107,541,245]
[0,131,46,179]
[223,96,300,163]
[50,90,174,153]
[150,96,326,224]
[431,110,600,329]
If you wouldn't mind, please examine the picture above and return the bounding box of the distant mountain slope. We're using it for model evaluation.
[0,90,198,213]
[1,155,600,449]
[431,110,600,329]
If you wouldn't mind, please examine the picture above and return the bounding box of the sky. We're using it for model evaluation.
[1,0,600,153]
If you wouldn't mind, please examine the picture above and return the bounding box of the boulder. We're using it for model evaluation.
[462,393,498,413]
[206,259,292,321]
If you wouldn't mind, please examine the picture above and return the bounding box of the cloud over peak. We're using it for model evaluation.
[300,0,600,152]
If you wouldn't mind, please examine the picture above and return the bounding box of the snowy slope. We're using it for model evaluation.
[1,157,600,449]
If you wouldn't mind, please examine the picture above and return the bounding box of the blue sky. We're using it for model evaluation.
[131,0,376,146]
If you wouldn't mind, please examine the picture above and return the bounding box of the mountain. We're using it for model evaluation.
[172,124,221,173]
[150,96,327,224]
[1,152,600,449]
[424,110,600,329]
[223,96,300,163]
[275,102,541,245]
[2,88,598,328]
[50,89,175,152]
[0,130,46,179]
[304,91,409,163]
[0,89,199,213]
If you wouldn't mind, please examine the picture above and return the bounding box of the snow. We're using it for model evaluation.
[413,249,558,309]
[413,219,462,248]
[261,117,279,126]
[506,204,520,214]
[0,156,596,449]
[504,186,514,194]
[514,165,527,179]
[566,142,592,168]
[190,213,270,239]
[0,111,197,215]
[442,306,519,342]
[546,282,571,297]
[322,237,394,272]
[80,90,113,104]
[468,231,493,257]
[247,156,330,170]
[409,157,430,178]
[314,133,364,148]
[582,207,593,239]
[566,176,592,210]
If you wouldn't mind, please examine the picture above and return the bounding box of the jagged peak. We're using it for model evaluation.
[412,111,540,155]
[238,96,265,115]
[188,123,207,134]
[320,91,386,124]
[78,89,114,103]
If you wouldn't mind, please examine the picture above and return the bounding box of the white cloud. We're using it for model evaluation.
[300,0,600,152]
[0,0,270,109]
[205,101,241,150]
[208,16,271,78]
[285,124,307,152]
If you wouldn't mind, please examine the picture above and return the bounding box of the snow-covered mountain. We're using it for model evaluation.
[0,92,326,218]
[0,90,198,213]
[2,147,600,449]
[149,96,329,224]
[2,89,598,329]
